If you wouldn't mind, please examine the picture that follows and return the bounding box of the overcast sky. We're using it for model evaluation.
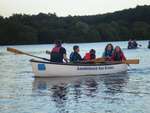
[0,0,150,17]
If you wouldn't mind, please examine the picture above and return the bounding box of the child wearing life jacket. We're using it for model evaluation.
[102,43,114,61]
[111,46,126,61]
[84,49,96,60]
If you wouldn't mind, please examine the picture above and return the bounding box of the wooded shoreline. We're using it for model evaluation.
[0,5,150,45]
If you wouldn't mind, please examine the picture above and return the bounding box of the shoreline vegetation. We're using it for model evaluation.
[0,5,150,45]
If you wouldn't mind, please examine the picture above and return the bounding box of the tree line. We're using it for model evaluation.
[0,5,150,45]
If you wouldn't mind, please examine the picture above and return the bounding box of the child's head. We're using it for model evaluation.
[73,45,79,52]
[90,49,96,55]
[105,43,113,51]
[114,46,121,52]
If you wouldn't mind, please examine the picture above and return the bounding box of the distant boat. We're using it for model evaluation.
[127,40,141,49]
[128,46,138,49]
[148,41,150,49]
[30,59,128,77]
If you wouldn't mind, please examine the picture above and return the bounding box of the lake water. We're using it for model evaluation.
[0,41,150,113]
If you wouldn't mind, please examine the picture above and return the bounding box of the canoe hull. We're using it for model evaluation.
[30,59,128,77]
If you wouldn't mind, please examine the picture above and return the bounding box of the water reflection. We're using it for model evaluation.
[84,78,98,97]
[33,77,79,113]
[103,73,129,95]
[32,77,80,91]
[32,74,129,113]
[51,84,68,113]
[71,80,82,102]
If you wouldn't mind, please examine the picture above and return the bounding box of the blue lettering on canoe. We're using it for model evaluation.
[77,66,114,70]
[77,67,98,70]
[38,64,46,71]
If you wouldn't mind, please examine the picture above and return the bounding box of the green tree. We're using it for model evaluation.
[132,21,150,39]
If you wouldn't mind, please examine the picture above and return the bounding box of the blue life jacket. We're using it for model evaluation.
[103,50,113,57]
[70,52,82,62]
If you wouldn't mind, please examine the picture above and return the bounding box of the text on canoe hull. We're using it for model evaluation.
[77,66,114,70]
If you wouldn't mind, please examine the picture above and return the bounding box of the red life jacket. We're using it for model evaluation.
[50,46,62,62]
[84,52,91,60]
[111,52,126,61]
[51,46,61,53]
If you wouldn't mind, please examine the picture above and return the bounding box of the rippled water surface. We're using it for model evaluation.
[0,41,150,113]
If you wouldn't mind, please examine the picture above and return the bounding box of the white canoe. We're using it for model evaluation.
[30,59,128,77]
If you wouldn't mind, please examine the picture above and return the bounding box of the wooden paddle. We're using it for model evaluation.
[7,47,50,61]
[122,59,139,64]
[74,58,139,64]
[95,58,139,64]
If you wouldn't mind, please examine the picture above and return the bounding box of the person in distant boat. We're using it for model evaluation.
[50,40,68,63]
[128,39,139,49]
[84,49,96,60]
[132,40,138,48]
[102,43,114,61]
[148,40,150,49]
[111,46,126,61]
[70,45,82,62]
[128,39,133,49]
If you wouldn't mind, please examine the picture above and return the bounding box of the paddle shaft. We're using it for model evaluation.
[7,47,50,61]
[23,52,50,61]
[95,59,139,64]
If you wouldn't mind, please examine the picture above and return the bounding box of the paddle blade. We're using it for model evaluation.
[7,47,24,54]
[123,59,139,64]
[7,47,50,61]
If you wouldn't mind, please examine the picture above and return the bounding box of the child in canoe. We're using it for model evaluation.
[102,43,114,61]
[70,45,83,62]
[84,49,96,60]
[111,46,126,61]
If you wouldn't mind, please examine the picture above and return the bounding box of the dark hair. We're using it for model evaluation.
[114,46,123,53]
[90,49,95,54]
[105,43,113,52]
[54,40,62,47]
[73,45,79,51]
